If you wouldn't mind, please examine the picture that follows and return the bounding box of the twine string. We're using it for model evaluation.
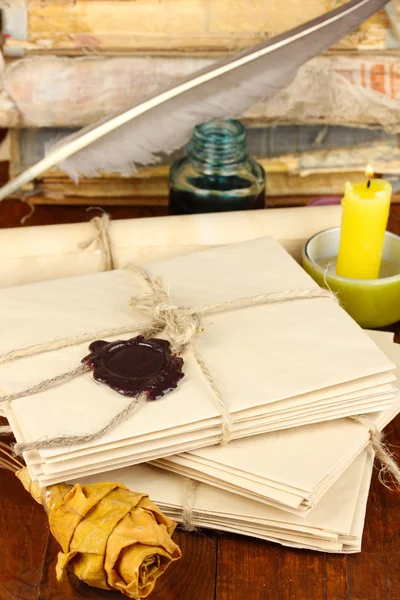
[191,343,232,444]
[13,393,147,455]
[352,415,400,488]
[79,211,115,271]
[182,479,200,532]
[0,323,163,367]
[0,364,90,404]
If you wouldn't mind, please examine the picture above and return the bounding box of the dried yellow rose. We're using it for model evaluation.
[15,468,181,599]
[51,482,181,598]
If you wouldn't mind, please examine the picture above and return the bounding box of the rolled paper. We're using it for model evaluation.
[0,206,343,288]
[336,179,392,280]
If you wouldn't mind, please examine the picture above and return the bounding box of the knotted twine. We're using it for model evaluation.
[352,416,400,488]
[79,210,116,271]
[0,262,334,455]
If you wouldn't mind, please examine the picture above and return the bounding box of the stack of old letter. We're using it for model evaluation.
[1,236,398,552]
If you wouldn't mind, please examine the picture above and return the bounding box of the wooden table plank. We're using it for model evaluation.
[0,468,49,600]
[215,535,349,600]
[146,531,217,600]
[39,530,217,600]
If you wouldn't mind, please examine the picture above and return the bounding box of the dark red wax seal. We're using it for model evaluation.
[82,336,184,400]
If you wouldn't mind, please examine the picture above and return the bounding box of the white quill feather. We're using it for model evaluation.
[0,0,389,200]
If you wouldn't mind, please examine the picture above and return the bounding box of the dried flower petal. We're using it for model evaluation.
[15,470,181,599]
[50,482,181,599]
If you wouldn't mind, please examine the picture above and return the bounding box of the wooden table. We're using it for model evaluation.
[1,205,400,600]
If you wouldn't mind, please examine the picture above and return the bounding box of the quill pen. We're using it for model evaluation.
[0,0,388,201]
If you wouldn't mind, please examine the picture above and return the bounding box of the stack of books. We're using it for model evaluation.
[1,0,400,206]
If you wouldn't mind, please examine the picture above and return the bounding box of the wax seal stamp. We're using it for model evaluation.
[83,336,184,399]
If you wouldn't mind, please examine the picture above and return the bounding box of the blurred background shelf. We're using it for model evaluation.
[0,0,400,222]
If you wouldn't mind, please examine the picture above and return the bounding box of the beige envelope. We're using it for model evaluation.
[0,205,342,418]
[153,331,399,515]
[154,395,398,515]
[1,237,395,485]
[23,388,394,487]
[74,447,375,553]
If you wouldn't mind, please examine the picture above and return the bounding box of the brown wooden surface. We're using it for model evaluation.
[1,204,400,600]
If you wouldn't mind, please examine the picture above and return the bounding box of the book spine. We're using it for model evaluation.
[9,127,400,200]
[2,0,397,56]
[29,171,400,199]
[2,54,400,129]
[10,126,395,174]
[21,174,370,201]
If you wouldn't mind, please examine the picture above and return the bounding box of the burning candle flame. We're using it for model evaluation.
[365,164,374,179]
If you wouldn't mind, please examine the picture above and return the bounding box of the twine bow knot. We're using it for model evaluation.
[79,211,115,271]
[129,269,203,353]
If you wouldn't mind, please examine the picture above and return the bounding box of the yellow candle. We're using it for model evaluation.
[336,177,392,279]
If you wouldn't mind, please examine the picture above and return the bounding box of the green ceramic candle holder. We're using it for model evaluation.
[302,227,400,328]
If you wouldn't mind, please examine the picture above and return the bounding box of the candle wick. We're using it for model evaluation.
[367,179,371,189]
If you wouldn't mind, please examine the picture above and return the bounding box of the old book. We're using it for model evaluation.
[8,127,400,201]
[27,172,400,203]
[9,126,396,177]
[2,53,400,128]
[2,0,397,57]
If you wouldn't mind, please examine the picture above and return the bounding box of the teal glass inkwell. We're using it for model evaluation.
[168,119,266,214]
